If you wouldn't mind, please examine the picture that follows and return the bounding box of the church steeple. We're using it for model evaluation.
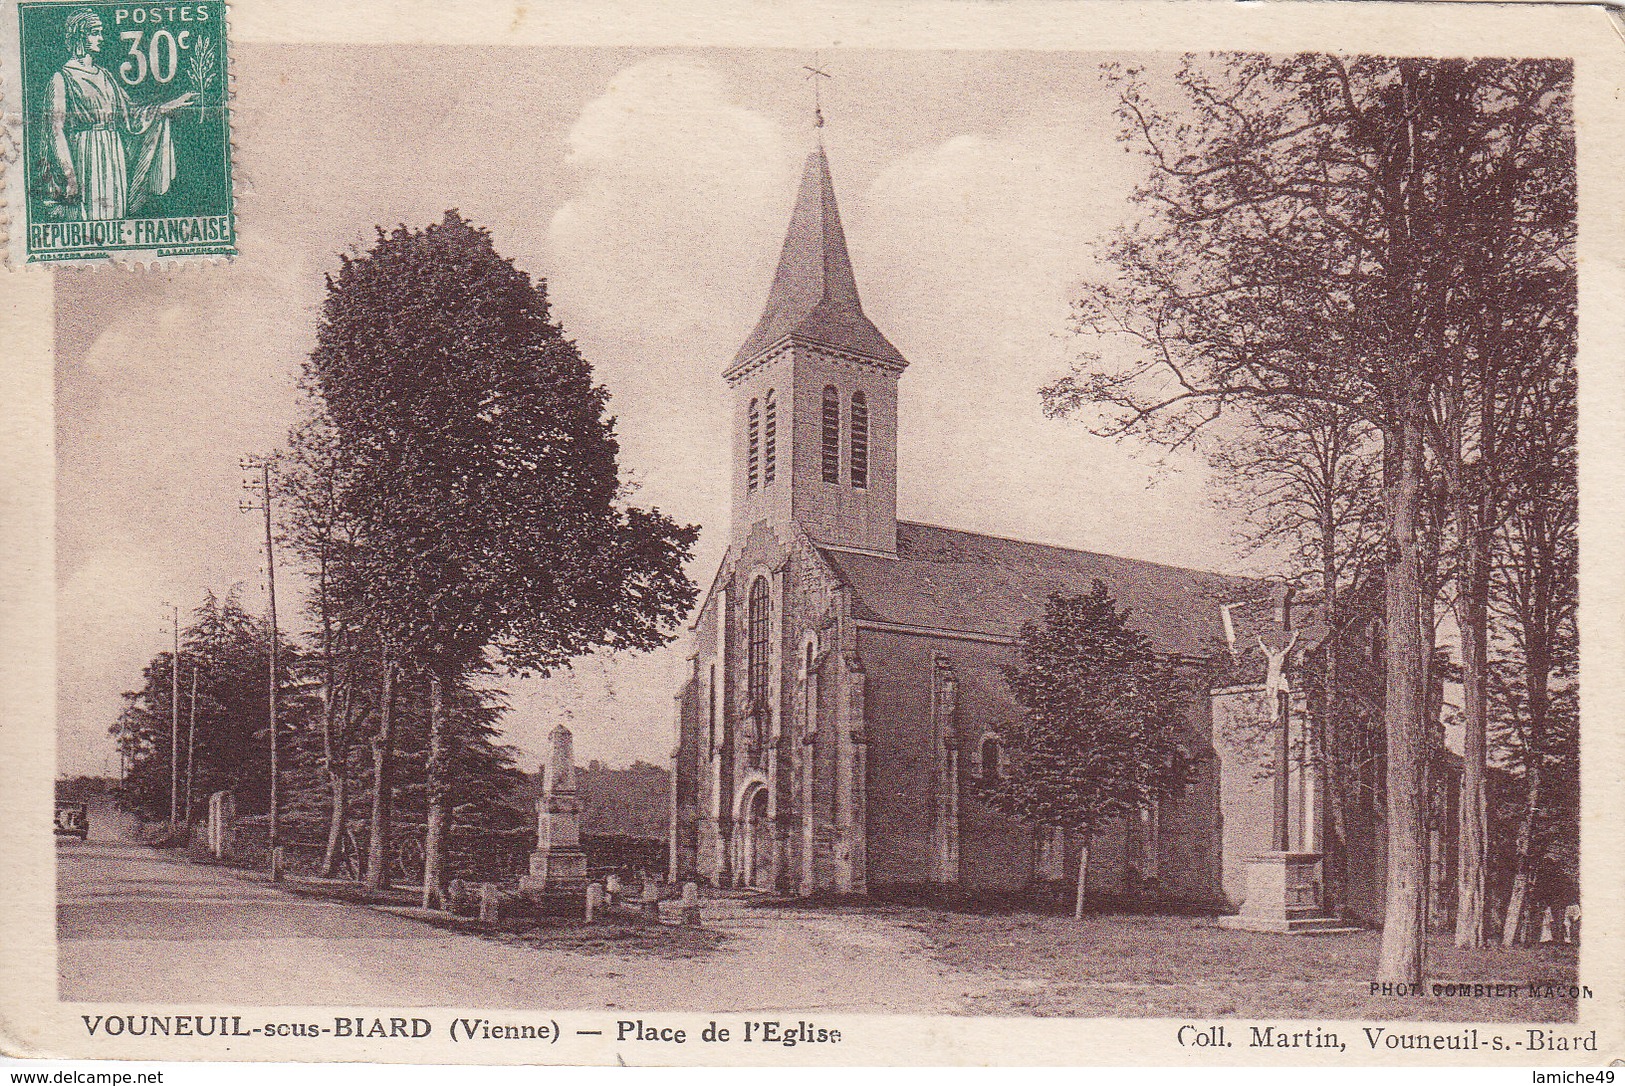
[726,148,906,376]
[726,147,905,557]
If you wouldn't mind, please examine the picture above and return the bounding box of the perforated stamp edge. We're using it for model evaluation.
[0,0,238,270]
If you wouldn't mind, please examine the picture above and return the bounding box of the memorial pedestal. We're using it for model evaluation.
[518,843,587,896]
[1217,852,1358,934]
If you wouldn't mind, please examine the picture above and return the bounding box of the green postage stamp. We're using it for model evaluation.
[2,1,234,265]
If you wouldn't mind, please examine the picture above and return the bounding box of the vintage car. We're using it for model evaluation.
[54,801,89,840]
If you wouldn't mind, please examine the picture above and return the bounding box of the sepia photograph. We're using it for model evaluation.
[2,0,1621,1067]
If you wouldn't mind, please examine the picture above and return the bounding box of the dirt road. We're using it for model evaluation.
[57,833,987,1012]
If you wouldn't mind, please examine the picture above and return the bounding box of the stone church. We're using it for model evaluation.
[669,145,1351,921]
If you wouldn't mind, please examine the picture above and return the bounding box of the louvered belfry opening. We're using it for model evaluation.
[849,391,869,489]
[822,385,841,483]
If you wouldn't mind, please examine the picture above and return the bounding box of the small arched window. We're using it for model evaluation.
[747,398,760,492]
[821,386,841,484]
[764,390,777,486]
[981,736,1002,780]
[975,734,1003,781]
[850,391,869,489]
[747,577,771,712]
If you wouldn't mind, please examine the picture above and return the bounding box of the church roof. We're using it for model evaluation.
[817,521,1268,658]
[726,147,906,375]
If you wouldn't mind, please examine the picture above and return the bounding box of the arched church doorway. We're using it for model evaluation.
[737,783,773,890]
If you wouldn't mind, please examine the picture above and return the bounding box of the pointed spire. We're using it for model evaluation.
[727,148,905,375]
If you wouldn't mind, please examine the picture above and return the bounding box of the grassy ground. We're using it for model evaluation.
[888,907,1580,1020]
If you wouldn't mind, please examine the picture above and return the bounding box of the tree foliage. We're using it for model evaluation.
[112,591,306,822]
[304,210,698,675]
[282,210,699,896]
[981,585,1192,835]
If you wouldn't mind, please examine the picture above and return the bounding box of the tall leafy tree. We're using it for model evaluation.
[1424,62,1575,947]
[979,585,1191,919]
[1048,56,1574,982]
[113,591,306,823]
[298,211,698,899]
[279,411,372,875]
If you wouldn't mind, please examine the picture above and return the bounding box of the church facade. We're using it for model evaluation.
[668,147,1336,912]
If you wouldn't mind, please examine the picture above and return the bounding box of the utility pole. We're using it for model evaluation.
[184,664,199,824]
[241,457,281,872]
[170,603,180,827]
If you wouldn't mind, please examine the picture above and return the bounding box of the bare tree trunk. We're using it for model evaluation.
[320,668,349,877]
[421,672,449,910]
[1503,636,1551,946]
[1501,760,1541,946]
[1074,832,1090,920]
[1454,511,1490,947]
[1378,404,1429,986]
[1317,530,1347,910]
[364,643,396,892]
[323,770,349,878]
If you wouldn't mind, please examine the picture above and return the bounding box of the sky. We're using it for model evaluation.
[55,44,1239,778]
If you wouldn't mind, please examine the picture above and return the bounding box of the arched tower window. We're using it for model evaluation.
[850,391,869,490]
[764,390,777,486]
[747,577,771,715]
[973,732,1003,780]
[747,398,760,492]
[821,386,841,484]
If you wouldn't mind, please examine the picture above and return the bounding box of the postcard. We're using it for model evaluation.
[1,0,1620,1066]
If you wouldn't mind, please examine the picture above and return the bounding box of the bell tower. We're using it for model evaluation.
[725,146,907,556]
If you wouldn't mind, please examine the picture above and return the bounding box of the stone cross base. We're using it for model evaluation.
[1217,852,1358,934]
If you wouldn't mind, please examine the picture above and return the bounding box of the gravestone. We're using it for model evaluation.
[680,881,702,927]
[585,882,605,923]
[640,877,662,922]
[206,791,235,858]
[479,882,504,923]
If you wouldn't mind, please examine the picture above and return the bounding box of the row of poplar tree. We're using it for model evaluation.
[113,591,530,854]
[1050,56,1577,981]
[116,213,700,906]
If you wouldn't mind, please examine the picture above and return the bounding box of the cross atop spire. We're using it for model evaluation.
[804,60,831,134]
[725,146,905,375]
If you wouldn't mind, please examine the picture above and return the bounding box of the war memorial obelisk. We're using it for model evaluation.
[519,724,588,895]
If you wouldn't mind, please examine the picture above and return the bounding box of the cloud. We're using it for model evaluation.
[850,125,1226,569]
[549,56,798,354]
[55,287,300,775]
[56,547,176,776]
[507,57,804,768]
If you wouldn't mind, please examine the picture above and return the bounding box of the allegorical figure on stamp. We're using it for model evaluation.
[45,10,195,220]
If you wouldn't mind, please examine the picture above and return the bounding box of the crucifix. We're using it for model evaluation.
[803,58,832,131]
[1258,630,1299,852]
